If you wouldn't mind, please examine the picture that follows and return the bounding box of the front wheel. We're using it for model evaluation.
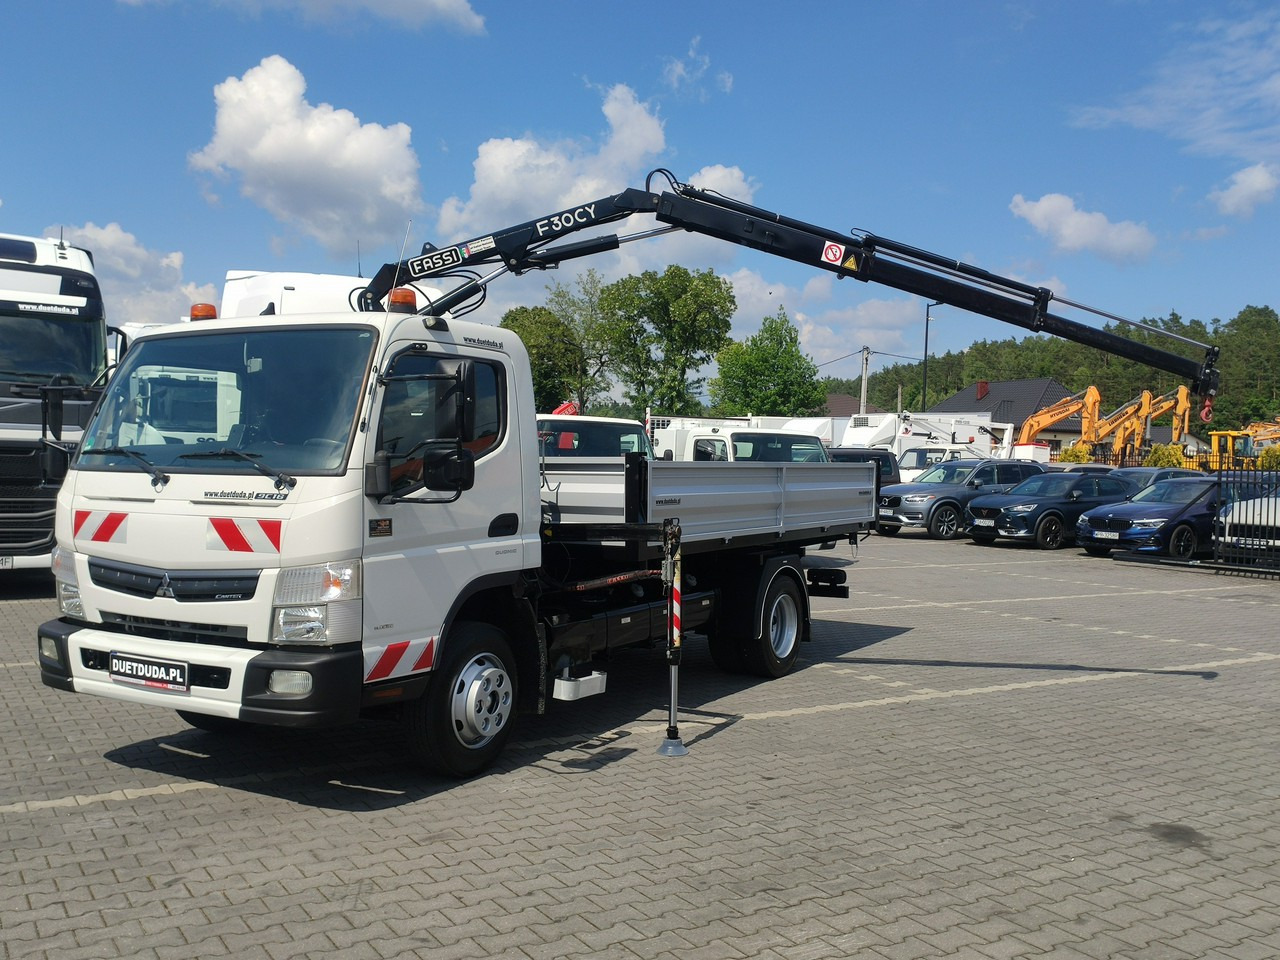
[1035,515,1066,550]
[404,622,517,778]
[743,575,804,679]
[1169,524,1198,559]
[928,504,962,540]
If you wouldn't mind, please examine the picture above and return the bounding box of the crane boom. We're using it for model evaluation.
[361,170,1221,412]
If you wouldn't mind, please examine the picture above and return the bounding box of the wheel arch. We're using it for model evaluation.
[440,572,546,716]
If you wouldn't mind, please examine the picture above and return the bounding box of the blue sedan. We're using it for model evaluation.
[965,472,1138,549]
[1076,476,1273,559]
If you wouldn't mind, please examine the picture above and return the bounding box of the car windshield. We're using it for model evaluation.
[1005,474,1077,497]
[537,419,654,458]
[77,325,375,476]
[1131,479,1214,504]
[915,462,975,484]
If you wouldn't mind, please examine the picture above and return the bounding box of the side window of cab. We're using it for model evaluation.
[377,353,505,492]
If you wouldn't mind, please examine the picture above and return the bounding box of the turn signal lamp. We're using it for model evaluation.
[388,287,417,313]
[190,302,218,321]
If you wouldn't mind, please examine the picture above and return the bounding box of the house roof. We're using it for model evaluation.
[927,378,1078,430]
[825,393,885,417]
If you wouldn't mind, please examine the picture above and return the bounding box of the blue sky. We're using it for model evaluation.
[2,1,1276,383]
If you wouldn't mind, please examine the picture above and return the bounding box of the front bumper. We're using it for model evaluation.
[38,618,364,728]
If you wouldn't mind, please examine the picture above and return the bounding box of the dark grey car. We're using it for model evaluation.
[877,458,1045,539]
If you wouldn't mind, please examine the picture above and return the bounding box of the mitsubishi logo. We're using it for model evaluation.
[155,573,176,599]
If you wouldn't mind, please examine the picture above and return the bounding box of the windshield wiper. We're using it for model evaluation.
[179,448,297,490]
[80,446,170,486]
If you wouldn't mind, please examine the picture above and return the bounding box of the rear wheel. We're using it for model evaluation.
[404,622,516,777]
[1035,515,1066,550]
[928,504,963,540]
[1169,524,1198,559]
[743,575,804,679]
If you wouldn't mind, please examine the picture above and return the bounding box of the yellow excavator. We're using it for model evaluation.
[1016,386,1101,447]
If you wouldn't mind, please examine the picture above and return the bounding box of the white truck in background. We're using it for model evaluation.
[840,411,1016,480]
[0,233,109,569]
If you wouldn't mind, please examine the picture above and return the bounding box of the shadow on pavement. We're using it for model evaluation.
[101,620,902,811]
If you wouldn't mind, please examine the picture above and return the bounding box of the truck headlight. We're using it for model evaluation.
[51,546,84,618]
[271,560,361,646]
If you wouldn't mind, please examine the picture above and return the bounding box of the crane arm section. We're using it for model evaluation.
[361,170,1222,407]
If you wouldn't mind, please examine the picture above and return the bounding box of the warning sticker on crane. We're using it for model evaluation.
[821,242,845,265]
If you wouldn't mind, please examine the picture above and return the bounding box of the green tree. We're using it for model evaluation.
[498,306,577,413]
[1144,443,1186,467]
[599,265,735,415]
[541,269,617,413]
[709,307,826,416]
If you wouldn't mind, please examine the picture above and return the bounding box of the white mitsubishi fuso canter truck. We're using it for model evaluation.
[37,171,1224,777]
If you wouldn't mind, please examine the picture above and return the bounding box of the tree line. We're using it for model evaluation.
[501,265,1278,433]
[829,305,1280,432]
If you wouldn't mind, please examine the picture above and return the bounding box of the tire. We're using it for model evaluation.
[1169,524,1198,559]
[1083,545,1112,557]
[876,524,900,536]
[404,622,516,778]
[928,504,962,540]
[743,575,804,679]
[971,532,997,545]
[1035,515,1066,550]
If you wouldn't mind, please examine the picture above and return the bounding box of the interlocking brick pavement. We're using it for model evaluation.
[2,540,1280,959]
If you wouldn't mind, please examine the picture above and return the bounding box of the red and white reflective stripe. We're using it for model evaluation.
[207,518,282,553]
[672,575,682,645]
[364,636,436,682]
[74,510,128,543]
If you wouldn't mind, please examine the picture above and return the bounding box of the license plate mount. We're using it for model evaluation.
[108,652,189,692]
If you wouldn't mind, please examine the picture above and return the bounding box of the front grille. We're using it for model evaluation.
[1085,516,1133,531]
[970,506,1001,520]
[879,496,901,508]
[89,558,260,601]
[98,611,251,646]
[0,496,56,552]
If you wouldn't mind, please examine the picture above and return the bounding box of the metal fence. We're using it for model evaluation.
[1210,465,1280,577]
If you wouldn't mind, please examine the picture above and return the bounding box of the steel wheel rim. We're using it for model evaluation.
[450,654,513,748]
[768,591,800,659]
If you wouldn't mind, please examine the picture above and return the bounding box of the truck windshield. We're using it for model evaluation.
[0,309,106,386]
[76,325,375,476]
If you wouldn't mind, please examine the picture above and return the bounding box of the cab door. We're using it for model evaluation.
[358,346,528,685]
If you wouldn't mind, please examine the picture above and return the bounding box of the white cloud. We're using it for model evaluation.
[189,55,424,258]
[1073,12,1280,169]
[48,221,217,325]
[118,0,484,31]
[1208,162,1278,217]
[1009,193,1156,263]
[436,83,665,241]
[724,267,918,374]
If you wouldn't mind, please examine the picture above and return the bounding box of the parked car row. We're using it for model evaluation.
[875,455,1280,561]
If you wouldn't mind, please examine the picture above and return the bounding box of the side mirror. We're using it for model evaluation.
[424,446,475,492]
[364,450,390,499]
[1069,489,1082,500]
[41,442,70,486]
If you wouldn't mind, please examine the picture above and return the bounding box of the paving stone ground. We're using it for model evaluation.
[2,536,1279,959]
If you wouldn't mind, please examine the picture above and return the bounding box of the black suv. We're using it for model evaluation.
[828,447,901,492]
[877,458,1046,539]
